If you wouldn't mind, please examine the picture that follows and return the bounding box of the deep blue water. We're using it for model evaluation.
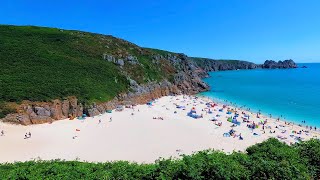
[200,63,320,127]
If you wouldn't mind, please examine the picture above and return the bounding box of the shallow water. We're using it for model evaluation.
[200,63,320,127]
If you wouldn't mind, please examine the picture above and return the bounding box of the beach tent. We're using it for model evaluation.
[146,101,153,105]
[82,114,87,118]
[106,110,112,113]
[227,117,232,122]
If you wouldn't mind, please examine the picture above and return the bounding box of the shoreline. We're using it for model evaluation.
[0,95,319,164]
[198,93,320,132]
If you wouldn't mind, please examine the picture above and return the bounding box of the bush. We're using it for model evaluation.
[295,139,320,178]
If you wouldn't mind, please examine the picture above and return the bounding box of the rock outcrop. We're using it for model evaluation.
[1,97,83,125]
[103,53,139,67]
[262,59,297,69]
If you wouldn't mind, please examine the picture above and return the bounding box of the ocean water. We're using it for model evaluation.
[200,63,320,127]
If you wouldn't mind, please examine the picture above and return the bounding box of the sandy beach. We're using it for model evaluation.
[0,95,319,164]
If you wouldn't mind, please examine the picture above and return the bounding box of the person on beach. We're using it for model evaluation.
[99,119,101,124]
[28,132,31,138]
[1,130,4,136]
[24,133,28,139]
[239,133,243,140]
[109,117,112,122]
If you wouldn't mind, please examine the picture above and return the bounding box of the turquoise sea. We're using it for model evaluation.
[200,63,320,127]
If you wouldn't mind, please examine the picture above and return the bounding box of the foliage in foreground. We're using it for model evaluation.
[0,138,319,179]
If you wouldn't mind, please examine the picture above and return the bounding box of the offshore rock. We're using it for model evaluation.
[262,59,297,69]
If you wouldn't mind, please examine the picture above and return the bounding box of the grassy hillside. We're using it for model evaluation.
[0,138,319,179]
[0,25,174,105]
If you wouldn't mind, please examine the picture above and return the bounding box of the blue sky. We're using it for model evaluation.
[1,0,319,63]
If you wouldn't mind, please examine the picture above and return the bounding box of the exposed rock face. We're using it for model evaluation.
[125,55,139,65]
[1,97,83,125]
[103,54,115,62]
[103,53,139,66]
[262,59,297,69]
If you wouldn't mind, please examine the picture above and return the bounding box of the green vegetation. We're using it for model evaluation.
[0,102,16,118]
[0,25,174,106]
[0,138,319,179]
[189,57,251,68]
[144,47,176,56]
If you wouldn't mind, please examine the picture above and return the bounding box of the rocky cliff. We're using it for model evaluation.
[189,58,258,73]
[262,59,297,69]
